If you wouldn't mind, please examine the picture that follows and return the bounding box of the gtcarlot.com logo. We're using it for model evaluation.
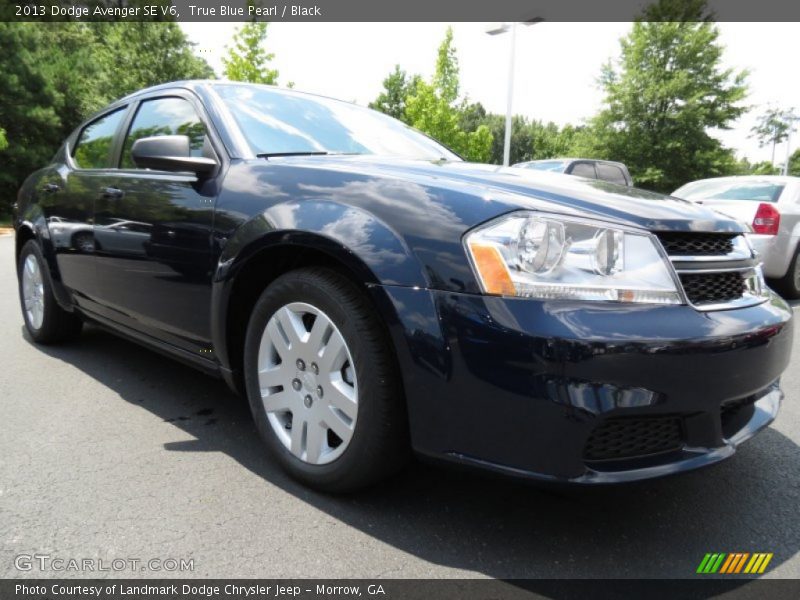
[697,553,773,574]
[14,554,194,573]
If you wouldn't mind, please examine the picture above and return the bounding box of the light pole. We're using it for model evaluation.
[782,111,798,176]
[486,20,542,167]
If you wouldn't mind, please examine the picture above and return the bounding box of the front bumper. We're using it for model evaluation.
[376,286,794,484]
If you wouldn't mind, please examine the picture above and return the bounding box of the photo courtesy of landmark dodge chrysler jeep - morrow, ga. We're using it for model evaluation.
[14,81,794,491]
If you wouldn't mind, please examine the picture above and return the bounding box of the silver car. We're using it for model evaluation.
[673,176,800,298]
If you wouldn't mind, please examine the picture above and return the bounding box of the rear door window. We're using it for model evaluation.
[570,162,597,179]
[596,163,628,185]
[72,108,127,169]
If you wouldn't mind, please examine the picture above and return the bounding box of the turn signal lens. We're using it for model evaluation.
[467,243,516,295]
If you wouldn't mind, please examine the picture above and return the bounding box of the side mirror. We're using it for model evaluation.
[131,135,217,175]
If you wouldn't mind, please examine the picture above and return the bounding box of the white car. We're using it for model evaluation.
[673,176,800,299]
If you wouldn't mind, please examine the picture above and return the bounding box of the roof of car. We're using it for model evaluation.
[114,79,349,108]
[515,158,628,168]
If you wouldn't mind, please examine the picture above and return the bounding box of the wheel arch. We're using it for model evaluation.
[211,231,412,396]
[15,222,36,267]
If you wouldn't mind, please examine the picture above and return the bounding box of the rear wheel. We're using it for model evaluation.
[777,246,800,300]
[17,240,82,343]
[243,267,409,492]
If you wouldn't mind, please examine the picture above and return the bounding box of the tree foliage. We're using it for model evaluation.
[222,21,279,85]
[403,28,493,162]
[368,65,419,121]
[369,30,584,166]
[573,0,748,192]
[474,111,579,165]
[790,149,800,177]
[750,106,796,165]
[91,22,213,97]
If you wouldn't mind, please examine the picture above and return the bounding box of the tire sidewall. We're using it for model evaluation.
[780,246,800,299]
[18,241,53,341]
[243,270,390,489]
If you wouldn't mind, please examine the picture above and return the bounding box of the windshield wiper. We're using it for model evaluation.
[257,151,330,158]
[256,151,363,159]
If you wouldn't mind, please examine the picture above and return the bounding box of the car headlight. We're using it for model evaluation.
[464,212,682,304]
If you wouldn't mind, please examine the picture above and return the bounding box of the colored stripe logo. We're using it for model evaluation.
[697,553,773,574]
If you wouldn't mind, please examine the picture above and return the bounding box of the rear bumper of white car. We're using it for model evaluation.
[748,233,797,279]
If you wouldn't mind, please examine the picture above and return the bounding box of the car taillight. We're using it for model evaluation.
[752,203,780,235]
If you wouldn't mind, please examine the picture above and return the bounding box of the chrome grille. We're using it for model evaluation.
[655,232,736,256]
[654,231,764,310]
[679,271,746,305]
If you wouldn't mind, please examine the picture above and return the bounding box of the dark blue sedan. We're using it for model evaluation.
[14,81,794,491]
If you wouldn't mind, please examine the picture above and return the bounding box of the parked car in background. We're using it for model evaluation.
[513,158,633,186]
[673,176,800,298]
[14,81,794,492]
[46,216,93,253]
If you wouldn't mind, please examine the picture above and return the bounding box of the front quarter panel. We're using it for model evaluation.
[213,161,439,287]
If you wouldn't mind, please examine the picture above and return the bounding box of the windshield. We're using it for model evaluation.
[675,180,786,203]
[524,160,568,172]
[214,84,461,161]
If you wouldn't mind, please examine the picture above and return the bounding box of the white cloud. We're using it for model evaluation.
[180,21,799,164]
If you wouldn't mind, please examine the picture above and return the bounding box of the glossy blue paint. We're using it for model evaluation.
[12,81,795,484]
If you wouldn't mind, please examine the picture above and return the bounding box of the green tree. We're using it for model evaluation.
[404,28,493,162]
[460,105,580,165]
[369,65,420,121]
[574,0,748,192]
[0,128,6,151]
[732,156,779,176]
[750,106,795,166]
[91,21,213,100]
[789,149,800,177]
[223,21,279,84]
[0,23,63,209]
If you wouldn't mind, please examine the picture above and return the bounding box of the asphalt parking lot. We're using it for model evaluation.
[1,233,799,580]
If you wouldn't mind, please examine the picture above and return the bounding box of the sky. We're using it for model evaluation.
[180,22,800,164]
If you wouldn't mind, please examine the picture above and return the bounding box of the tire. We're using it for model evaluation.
[777,246,800,300]
[72,231,95,253]
[243,267,409,492]
[17,240,83,344]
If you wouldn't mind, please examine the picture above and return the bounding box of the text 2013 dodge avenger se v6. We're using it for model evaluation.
[14,82,793,491]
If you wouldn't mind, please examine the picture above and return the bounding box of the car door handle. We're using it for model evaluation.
[101,187,124,200]
[41,183,60,194]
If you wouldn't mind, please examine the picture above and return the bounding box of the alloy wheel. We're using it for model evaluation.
[257,302,358,465]
[22,254,45,330]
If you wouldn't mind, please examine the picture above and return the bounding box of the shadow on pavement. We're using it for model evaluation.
[25,324,800,581]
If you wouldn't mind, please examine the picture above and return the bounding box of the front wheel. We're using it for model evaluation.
[243,267,409,492]
[17,240,82,343]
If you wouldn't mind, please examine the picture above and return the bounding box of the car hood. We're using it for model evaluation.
[272,155,747,234]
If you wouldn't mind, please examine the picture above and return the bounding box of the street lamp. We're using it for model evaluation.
[486,20,542,167]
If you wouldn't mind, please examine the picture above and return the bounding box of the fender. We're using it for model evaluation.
[215,199,428,286]
[14,187,76,312]
[210,199,433,384]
